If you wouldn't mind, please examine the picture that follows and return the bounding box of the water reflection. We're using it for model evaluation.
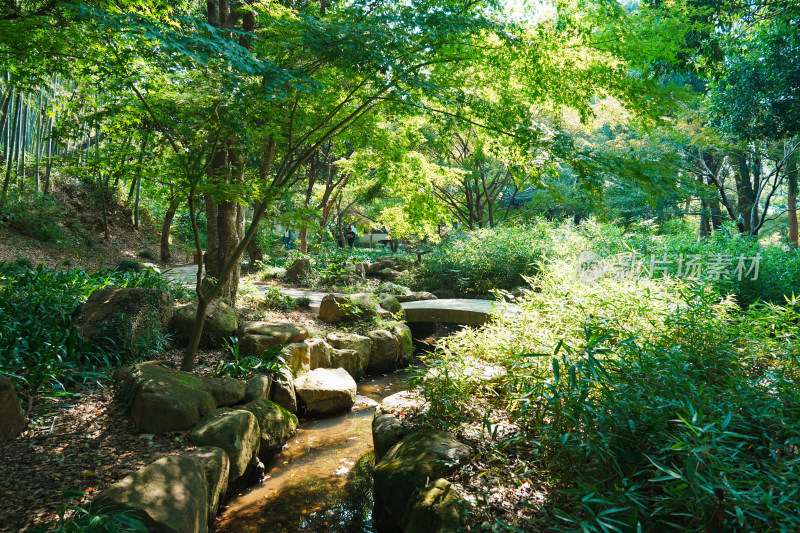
[214,373,408,533]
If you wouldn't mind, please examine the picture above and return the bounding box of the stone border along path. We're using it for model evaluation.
[162,265,520,323]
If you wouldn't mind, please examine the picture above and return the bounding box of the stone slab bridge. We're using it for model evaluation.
[400,299,519,326]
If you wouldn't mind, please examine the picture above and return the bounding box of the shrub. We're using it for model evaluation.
[137,249,155,260]
[0,265,185,409]
[115,259,141,273]
[414,262,800,532]
[413,222,556,297]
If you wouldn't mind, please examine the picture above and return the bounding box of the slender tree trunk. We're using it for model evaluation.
[2,92,21,203]
[161,196,180,263]
[43,123,54,194]
[788,153,798,248]
[97,129,111,239]
[19,96,28,192]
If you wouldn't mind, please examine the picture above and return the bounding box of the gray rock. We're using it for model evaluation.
[318,293,384,323]
[378,294,404,316]
[238,321,309,358]
[401,478,469,533]
[286,258,312,280]
[115,361,218,434]
[327,332,371,376]
[373,430,472,531]
[281,341,311,378]
[379,267,399,281]
[366,329,400,374]
[330,348,367,380]
[269,366,297,413]
[243,375,272,403]
[372,413,414,462]
[354,262,369,278]
[203,377,246,407]
[0,376,25,441]
[307,338,332,369]
[294,368,357,416]
[242,398,298,460]
[395,292,438,303]
[173,300,237,348]
[93,446,229,533]
[189,408,261,483]
[74,287,174,356]
[366,261,383,274]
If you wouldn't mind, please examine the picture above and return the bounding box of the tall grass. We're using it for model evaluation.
[414,262,800,531]
[0,264,184,411]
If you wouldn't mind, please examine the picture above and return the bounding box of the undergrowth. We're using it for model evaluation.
[414,262,800,531]
[0,264,186,414]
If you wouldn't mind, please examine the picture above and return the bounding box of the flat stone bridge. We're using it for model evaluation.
[400,299,518,326]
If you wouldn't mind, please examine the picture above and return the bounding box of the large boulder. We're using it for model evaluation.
[73,287,174,356]
[281,341,311,378]
[242,375,272,403]
[286,257,312,280]
[269,366,297,413]
[242,398,298,460]
[327,332,371,377]
[173,300,237,348]
[373,430,473,531]
[0,376,25,441]
[379,267,399,282]
[401,479,470,533]
[373,391,426,461]
[307,338,332,369]
[238,321,309,358]
[202,376,246,406]
[366,329,400,374]
[93,447,229,533]
[378,294,404,317]
[329,348,366,380]
[318,293,388,323]
[388,321,414,362]
[189,408,261,484]
[294,368,357,416]
[114,361,218,434]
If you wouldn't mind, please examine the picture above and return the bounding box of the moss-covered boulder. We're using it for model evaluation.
[202,376,246,406]
[93,446,229,533]
[189,408,261,484]
[238,321,309,358]
[401,479,470,533]
[366,329,400,374]
[241,398,298,460]
[373,430,472,530]
[73,287,174,356]
[242,375,272,403]
[173,300,238,348]
[114,361,218,434]
[269,366,297,413]
[0,376,25,441]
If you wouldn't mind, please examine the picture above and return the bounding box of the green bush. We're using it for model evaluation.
[413,222,555,297]
[0,265,184,409]
[414,263,800,532]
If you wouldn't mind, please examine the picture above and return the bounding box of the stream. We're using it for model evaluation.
[213,372,409,533]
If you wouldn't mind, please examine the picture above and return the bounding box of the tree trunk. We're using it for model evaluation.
[789,153,798,248]
[161,196,180,263]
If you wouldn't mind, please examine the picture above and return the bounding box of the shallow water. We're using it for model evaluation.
[214,373,408,533]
